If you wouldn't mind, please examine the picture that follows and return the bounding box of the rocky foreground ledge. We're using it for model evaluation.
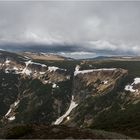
[0,124,130,139]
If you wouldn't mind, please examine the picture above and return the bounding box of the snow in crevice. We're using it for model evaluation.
[132,78,140,85]
[23,56,31,60]
[21,60,32,75]
[103,80,108,85]
[52,83,59,88]
[5,99,20,121]
[13,66,19,71]
[54,95,78,125]
[14,100,20,107]
[31,62,47,67]
[48,66,59,72]
[5,59,11,65]
[125,85,136,92]
[125,78,140,93]
[5,67,20,74]
[2,58,47,76]
[21,60,47,75]
[5,68,10,73]
[39,72,46,75]
[48,66,66,72]
[43,80,49,84]
[5,108,12,117]
[23,69,32,75]
[74,65,116,76]
[8,116,15,121]
[66,116,70,120]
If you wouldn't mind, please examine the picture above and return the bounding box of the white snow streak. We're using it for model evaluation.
[14,100,20,107]
[8,116,15,121]
[54,96,78,125]
[5,108,12,117]
[48,66,66,72]
[125,77,140,93]
[103,80,108,84]
[39,72,46,75]
[5,59,11,64]
[5,99,20,121]
[52,83,59,88]
[125,85,136,92]
[48,66,59,72]
[21,60,32,75]
[21,60,47,75]
[132,78,140,85]
[74,65,116,76]
[31,62,47,67]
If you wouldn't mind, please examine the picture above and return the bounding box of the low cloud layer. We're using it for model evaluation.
[0,1,140,57]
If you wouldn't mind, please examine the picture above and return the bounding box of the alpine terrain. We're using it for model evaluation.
[0,50,140,138]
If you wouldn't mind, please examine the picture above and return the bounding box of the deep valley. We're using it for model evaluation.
[0,50,140,138]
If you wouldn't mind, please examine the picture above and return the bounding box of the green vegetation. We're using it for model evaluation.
[92,102,140,138]
[1,50,140,138]
[34,59,80,72]
[0,124,130,139]
[5,125,33,139]
[82,60,140,76]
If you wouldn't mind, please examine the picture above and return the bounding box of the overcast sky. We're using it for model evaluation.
[0,1,140,58]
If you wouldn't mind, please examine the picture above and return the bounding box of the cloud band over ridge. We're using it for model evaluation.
[0,1,140,58]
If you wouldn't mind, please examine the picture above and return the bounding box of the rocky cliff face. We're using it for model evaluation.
[1,50,140,138]
[0,50,128,127]
[61,67,127,127]
[73,67,127,103]
[0,51,72,126]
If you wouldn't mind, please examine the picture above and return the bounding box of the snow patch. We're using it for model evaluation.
[44,80,48,84]
[74,65,116,76]
[5,108,12,117]
[5,99,20,119]
[5,68,10,73]
[48,66,66,72]
[21,60,32,75]
[31,62,47,67]
[13,66,19,71]
[125,77,140,93]
[14,100,20,107]
[54,95,78,125]
[132,78,140,85]
[25,60,32,66]
[24,56,31,60]
[8,116,15,121]
[25,69,32,75]
[5,59,11,64]
[42,64,47,67]
[125,85,136,92]
[67,116,70,120]
[52,83,59,88]
[39,72,46,75]
[75,65,80,72]
[48,66,59,72]
[103,80,108,85]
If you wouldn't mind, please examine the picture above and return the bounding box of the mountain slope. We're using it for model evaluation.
[1,50,140,138]
[0,124,130,139]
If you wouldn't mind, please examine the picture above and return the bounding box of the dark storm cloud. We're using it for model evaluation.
[0,1,140,56]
